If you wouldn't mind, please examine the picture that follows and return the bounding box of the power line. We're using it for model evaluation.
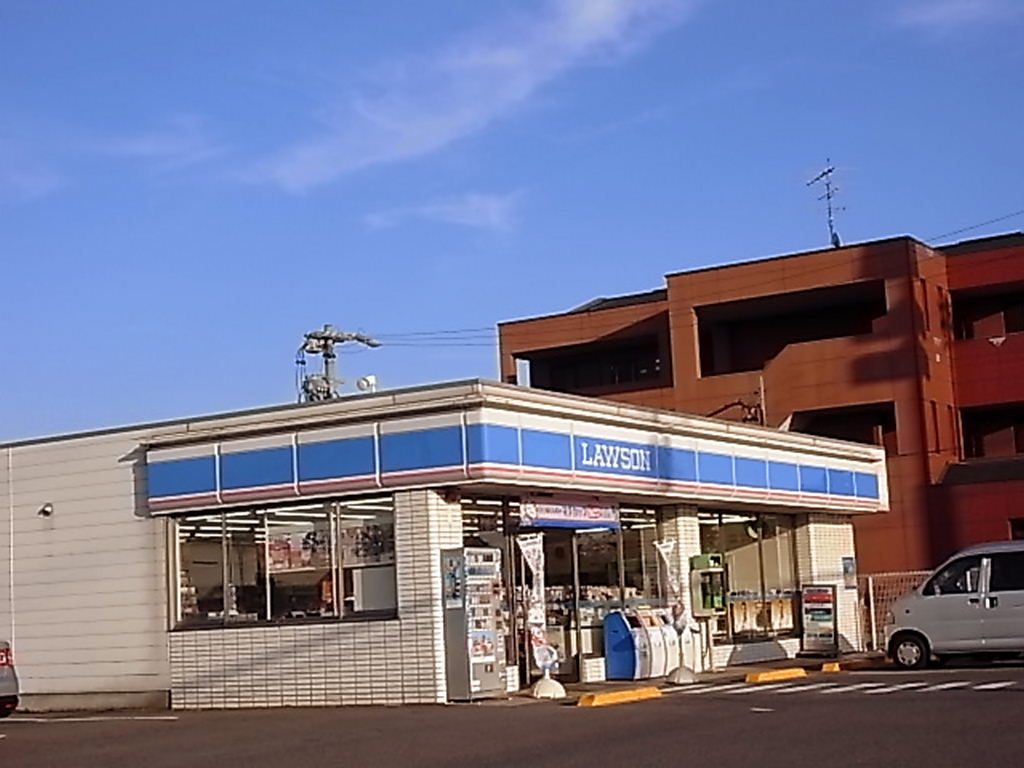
[927,208,1024,242]
[368,221,1024,349]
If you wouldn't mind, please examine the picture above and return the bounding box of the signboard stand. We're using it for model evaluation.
[800,584,838,656]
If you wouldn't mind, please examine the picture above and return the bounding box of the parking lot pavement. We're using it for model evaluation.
[3,664,1024,768]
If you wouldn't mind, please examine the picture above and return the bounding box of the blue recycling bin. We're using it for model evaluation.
[603,610,638,680]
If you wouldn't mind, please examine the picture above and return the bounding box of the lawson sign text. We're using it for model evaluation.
[577,439,653,473]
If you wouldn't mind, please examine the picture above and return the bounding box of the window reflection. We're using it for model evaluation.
[175,496,396,628]
[699,512,798,641]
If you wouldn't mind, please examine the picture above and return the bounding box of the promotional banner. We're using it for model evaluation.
[516,533,558,671]
[520,498,620,530]
[653,540,683,601]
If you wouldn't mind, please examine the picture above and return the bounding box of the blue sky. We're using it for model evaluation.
[3,0,1023,439]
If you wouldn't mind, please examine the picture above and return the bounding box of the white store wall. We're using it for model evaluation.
[1,432,169,710]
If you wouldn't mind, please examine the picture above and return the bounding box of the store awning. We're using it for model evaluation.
[144,380,888,516]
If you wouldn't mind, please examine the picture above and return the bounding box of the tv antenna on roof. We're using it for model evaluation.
[807,159,843,248]
[295,324,381,403]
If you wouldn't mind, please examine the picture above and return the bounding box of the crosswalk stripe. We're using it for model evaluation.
[865,681,928,695]
[820,682,887,694]
[668,678,1021,697]
[773,682,839,694]
[682,682,750,695]
[665,684,717,695]
[725,683,793,695]
[973,681,1016,691]
[919,681,971,692]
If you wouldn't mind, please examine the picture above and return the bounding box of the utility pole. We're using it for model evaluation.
[296,324,381,402]
[807,159,843,248]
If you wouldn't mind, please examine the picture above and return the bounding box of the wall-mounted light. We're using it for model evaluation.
[37,503,54,518]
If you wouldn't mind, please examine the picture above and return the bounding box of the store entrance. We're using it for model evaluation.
[523,512,664,683]
[539,527,625,681]
[460,497,665,686]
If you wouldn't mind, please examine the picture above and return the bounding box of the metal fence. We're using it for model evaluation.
[859,571,931,652]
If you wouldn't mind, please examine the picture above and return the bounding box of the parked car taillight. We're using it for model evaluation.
[0,648,12,667]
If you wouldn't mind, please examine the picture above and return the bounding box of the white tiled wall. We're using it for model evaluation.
[170,489,463,709]
[658,505,701,613]
[796,513,862,653]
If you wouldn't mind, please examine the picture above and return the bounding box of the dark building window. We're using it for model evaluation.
[961,404,1024,459]
[697,281,887,376]
[790,402,898,455]
[952,286,1024,340]
[527,336,668,395]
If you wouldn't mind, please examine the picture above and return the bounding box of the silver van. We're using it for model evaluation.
[885,541,1024,669]
[0,641,17,717]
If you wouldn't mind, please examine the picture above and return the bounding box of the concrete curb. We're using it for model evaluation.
[744,667,808,684]
[577,687,663,707]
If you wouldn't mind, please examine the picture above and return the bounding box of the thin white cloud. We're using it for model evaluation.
[0,165,65,202]
[94,115,224,170]
[894,0,1015,29]
[0,134,66,202]
[365,191,521,231]
[244,0,697,192]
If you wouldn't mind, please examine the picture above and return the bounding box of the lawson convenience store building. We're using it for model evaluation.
[0,380,887,710]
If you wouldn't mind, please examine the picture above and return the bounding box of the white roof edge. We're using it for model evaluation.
[133,379,883,466]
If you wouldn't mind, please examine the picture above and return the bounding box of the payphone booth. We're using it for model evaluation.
[690,554,726,624]
[441,547,507,701]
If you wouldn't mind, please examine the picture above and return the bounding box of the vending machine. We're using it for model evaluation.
[441,547,506,701]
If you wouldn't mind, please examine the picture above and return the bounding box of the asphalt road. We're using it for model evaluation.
[4,664,1024,768]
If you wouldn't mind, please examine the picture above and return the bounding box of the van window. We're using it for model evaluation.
[923,556,982,596]
[990,553,1024,592]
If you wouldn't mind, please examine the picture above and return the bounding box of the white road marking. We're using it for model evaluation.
[919,681,971,692]
[865,681,929,695]
[726,683,794,695]
[664,684,717,695]
[818,682,887,695]
[972,681,1016,691]
[750,707,774,712]
[681,682,750,695]
[774,683,840,694]
[5,715,178,723]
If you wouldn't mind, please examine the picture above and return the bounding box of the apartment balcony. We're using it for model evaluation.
[953,333,1024,408]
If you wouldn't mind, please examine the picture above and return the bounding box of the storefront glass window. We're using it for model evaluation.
[759,515,798,635]
[174,496,396,629]
[178,513,226,625]
[336,500,396,616]
[698,511,798,641]
[225,514,268,623]
[266,510,333,620]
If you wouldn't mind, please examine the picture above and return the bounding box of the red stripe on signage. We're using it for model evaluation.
[381,466,464,482]
[149,492,219,508]
[220,484,298,501]
[298,475,376,491]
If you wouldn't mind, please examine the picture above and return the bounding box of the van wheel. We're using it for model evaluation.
[892,633,929,670]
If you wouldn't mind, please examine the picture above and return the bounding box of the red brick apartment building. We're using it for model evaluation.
[498,232,1024,574]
